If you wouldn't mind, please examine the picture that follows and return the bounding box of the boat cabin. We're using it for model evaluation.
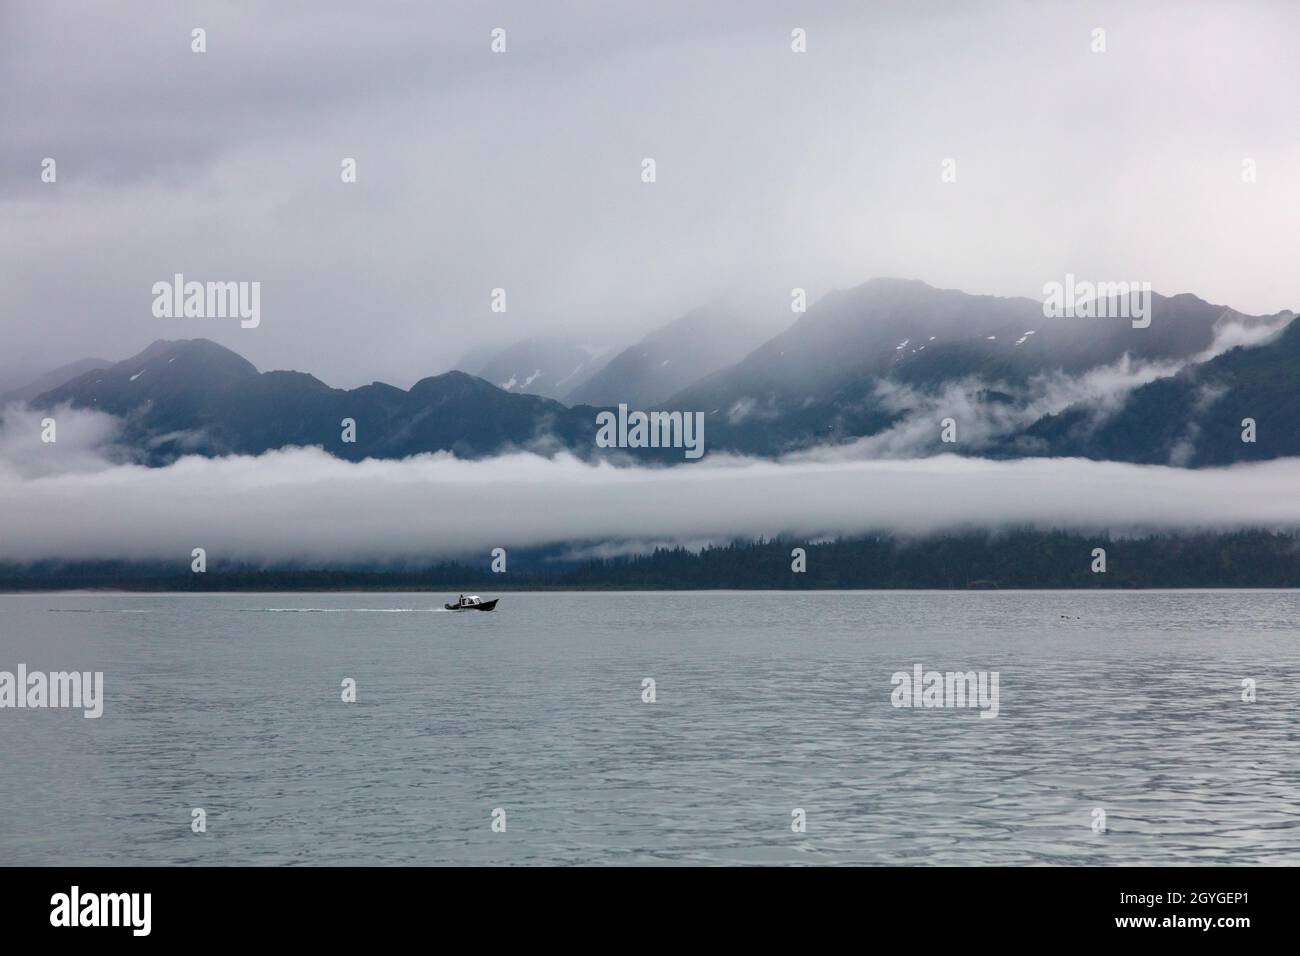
[446,594,498,611]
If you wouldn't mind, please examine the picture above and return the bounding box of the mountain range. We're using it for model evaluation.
[8,278,1296,467]
[564,304,787,408]
[462,303,784,407]
[664,278,1294,461]
[461,338,612,402]
[0,356,111,405]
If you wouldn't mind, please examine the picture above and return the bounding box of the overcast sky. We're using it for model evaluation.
[3,0,1298,390]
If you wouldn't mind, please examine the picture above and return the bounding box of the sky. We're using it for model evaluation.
[3,0,1299,392]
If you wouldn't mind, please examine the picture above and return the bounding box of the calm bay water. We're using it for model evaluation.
[1,590,1297,866]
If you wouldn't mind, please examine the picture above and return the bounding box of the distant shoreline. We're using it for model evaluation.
[4,529,1298,592]
[7,586,1299,595]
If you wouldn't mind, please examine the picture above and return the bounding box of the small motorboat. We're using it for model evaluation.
[445,594,498,612]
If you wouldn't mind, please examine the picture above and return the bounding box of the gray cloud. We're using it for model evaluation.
[0,403,124,478]
[1,406,1298,565]
[3,1,1299,391]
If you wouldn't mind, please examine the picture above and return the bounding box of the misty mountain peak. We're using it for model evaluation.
[411,369,489,391]
[131,338,261,376]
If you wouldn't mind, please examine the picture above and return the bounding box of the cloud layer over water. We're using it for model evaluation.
[1,408,1297,565]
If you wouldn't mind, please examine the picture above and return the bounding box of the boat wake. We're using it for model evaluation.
[48,606,452,614]
[48,609,156,613]
[238,607,451,613]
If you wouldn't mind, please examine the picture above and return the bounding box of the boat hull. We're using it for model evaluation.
[445,599,498,611]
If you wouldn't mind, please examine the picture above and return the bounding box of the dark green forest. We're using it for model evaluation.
[2,529,1297,591]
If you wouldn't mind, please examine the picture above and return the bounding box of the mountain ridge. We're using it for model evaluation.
[32,338,602,464]
[14,279,1297,468]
